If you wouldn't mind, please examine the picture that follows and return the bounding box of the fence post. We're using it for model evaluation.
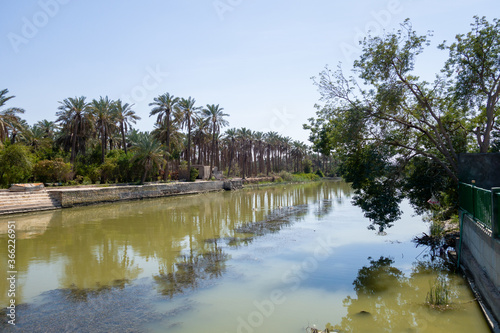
[471,180,476,220]
[492,187,500,239]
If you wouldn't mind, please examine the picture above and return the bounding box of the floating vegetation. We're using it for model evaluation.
[426,277,451,310]
[61,279,131,302]
[6,282,168,333]
[306,323,340,333]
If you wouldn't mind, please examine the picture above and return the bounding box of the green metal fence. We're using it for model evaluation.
[459,182,500,238]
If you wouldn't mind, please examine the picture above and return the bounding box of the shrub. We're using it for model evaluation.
[33,158,72,183]
[303,159,312,173]
[315,169,325,177]
[189,167,199,182]
[292,172,320,182]
[0,143,34,187]
[278,170,293,181]
[99,159,118,183]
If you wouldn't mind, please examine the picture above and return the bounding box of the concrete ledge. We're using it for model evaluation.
[461,214,500,326]
[49,180,243,208]
[461,246,500,329]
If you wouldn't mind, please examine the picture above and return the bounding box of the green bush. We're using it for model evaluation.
[303,159,312,173]
[0,143,34,187]
[189,167,199,182]
[315,169,325,177]
[292,172,320,181]
[278,170,293,181]
[99,159,118,183]
[33,158,72,183]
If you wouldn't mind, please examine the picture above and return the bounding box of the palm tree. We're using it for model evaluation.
[132,132,165,184]
[56,96,91,166]
[202,104,229,178]
[0,89,25,143]
[175,97,201,176]
[236,127,253,178]
[35,119,58,139]
[113,100,140,154]
[90,96,115,163]
[150,93,179,178]
[223,128,237,177]
[191,116,209,165]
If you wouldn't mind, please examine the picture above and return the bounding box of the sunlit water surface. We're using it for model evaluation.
[0,181,489,332]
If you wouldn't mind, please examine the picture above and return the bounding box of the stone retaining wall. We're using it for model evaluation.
[461,214,500,324]
[51,180,243,208]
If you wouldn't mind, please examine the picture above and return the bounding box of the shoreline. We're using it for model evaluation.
[0,177,340,216]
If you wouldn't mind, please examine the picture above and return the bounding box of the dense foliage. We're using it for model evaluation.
[0,88,327,187]
[305,17,500,231]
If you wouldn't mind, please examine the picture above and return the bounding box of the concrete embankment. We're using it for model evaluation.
[460,214,500,328]
[0,180,243,215]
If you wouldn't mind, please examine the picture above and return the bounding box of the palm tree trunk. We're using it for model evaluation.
[70,118,79,166]
[187,117,192,178]
[121,123,127,155]
[210,124,216,178]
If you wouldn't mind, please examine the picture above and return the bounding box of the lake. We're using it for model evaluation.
[0,180,489,332]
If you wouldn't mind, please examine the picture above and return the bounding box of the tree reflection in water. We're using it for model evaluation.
[329,257,483,333]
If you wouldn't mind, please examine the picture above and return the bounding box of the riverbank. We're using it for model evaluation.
[0,180,243,215]
[0,177,338,215]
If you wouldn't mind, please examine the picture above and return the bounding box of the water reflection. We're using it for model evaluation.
[0,181,352,307]
[330,257,489,333]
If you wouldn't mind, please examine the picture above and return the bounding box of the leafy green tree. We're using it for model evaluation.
[305,18,500,229]
[440,16,500,153]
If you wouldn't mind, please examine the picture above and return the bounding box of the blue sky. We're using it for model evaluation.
[1,0,498,143]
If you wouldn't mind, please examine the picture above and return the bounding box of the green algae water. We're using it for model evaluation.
[0,181,490,332]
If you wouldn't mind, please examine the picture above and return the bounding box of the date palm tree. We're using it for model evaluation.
[175,97,201,176]
[132,132,165,184]
[223,128,237,177]
[150,93,179,178]
[90,96,115,163]
[35,119,58,140]
[0,89,25,144]
[114,100,140,154]
[202,104,229,178]
[56,96,91,166]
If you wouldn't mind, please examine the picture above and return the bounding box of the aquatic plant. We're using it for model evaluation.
[426,277,451,308]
